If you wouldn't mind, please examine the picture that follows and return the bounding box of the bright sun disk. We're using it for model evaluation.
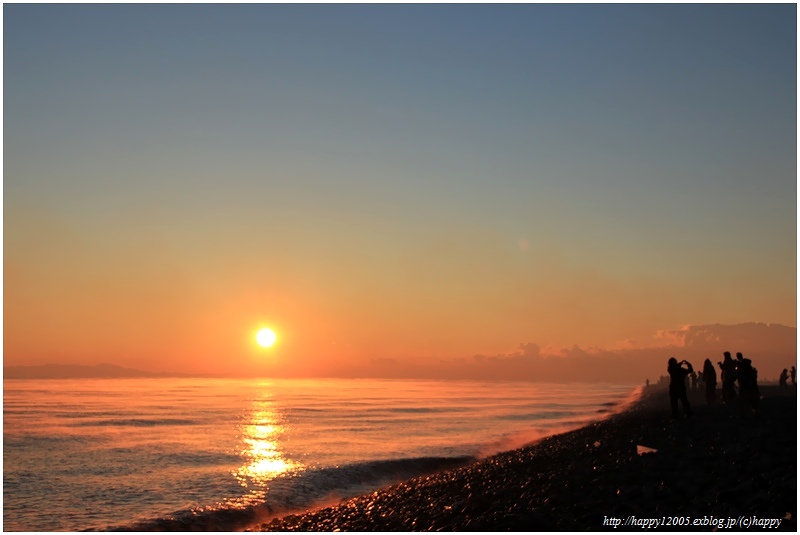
[256,328,277,348]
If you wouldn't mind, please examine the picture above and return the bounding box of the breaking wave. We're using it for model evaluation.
[101,456,474,531]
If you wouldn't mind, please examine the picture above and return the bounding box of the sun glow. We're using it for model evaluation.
[255,328,277,348]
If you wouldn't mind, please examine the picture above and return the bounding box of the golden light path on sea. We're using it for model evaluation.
[229,397,303,508]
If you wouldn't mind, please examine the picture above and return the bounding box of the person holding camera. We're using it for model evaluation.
[667,357,694,418]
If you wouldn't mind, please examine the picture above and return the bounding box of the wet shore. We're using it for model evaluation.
[252,385,796,531]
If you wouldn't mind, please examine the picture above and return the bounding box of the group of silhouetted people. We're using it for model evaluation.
[665,352,790,419]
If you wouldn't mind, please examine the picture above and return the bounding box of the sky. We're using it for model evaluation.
[4,4,797,380]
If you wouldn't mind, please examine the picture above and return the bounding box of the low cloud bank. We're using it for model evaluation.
[352,323,797,384]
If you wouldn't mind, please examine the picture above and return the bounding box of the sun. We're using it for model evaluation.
[255,328,277,348]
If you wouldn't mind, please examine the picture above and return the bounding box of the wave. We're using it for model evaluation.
[69,418,200,427]
[99,456,474,532]
[497,410,577,421]
[477,388,644,457]
[4,434,94,448]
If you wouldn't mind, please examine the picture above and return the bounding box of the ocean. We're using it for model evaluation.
[3,378,638,531]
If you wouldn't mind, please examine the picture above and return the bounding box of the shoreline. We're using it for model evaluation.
[252,385,796,531]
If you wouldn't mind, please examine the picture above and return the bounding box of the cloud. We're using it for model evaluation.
[654,326,692,346]
[358,322,797,384]
[613,338,640,350]
[655,323,795,354]
[517,343,541,358]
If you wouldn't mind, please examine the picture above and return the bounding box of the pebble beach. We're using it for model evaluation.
[252,385,796,531]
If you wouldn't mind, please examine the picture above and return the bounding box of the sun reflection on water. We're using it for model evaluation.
[230,400,303,508]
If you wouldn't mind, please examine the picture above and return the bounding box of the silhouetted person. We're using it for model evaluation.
[718,352,737,403]
[735,352,745,377]
[779,369,789,391]
[737,358,760,415]
[690,371,698,391]
[668,357,693,418]
[791,366,796,387]
[702,359,717,405]
[736,352,758,392]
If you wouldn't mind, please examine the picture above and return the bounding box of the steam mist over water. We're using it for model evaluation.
[4,378,637,531]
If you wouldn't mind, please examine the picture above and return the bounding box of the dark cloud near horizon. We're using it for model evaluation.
[357,322,796,383]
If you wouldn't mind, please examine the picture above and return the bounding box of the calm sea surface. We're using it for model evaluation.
[4,378,638,531]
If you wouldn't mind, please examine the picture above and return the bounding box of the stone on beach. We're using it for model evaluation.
[253,385,796,531]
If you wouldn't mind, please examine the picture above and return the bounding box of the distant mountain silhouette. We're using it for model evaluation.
[4,363,173,379]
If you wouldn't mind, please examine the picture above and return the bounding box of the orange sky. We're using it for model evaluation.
[4,5,796,380]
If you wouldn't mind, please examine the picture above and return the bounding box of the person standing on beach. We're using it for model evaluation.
[718,352,737,403]
[667,358,694,418]
[702,359,717,404]
[735,352,745,380]
[779,369,789,391]
[737,357,760,415]
[791,366,796,387]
